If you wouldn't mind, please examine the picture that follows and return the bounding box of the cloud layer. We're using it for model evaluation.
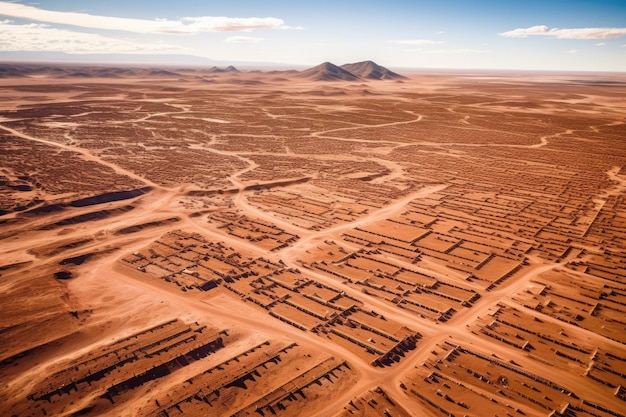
[225,36,264,43]
[411,48,491,54]
[388,39,444,45]
[0,21,187,54]
[0,2,287,34]
[499,25,626,39]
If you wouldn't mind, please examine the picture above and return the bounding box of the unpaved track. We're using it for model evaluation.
[311,111,423,137]
[3,71,625,416]
[0,143,601,417]
[0,123,158,188]
[279,184,448,260]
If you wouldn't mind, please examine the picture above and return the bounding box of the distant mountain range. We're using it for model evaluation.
[0,51,297,69]
[0,63,184,78]
[0,59,405,81]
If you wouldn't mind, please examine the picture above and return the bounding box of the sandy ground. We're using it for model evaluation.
[1,64,625,417]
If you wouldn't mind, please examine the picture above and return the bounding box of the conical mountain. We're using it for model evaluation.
[207,65,239,73]
[340,60,406,80]
[298,62,360,81]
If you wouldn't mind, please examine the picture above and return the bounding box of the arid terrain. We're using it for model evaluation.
[1,62,625,417]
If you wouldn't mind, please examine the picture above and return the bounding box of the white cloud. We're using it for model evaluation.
[498,25,550,37]
[0,1,288,34]
[411,48,491,54]
[499,25,626,39]
[278,25,304,30]
[0,21,188,54]
[225,36,263,43]
[388,39,444,45]
[567,49,578,54]
[437,31,445,35]
[594,42,605,46]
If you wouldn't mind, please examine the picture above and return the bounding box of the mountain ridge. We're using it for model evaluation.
[298,60,405,81]
[297,62,361,81]
[340,60,406,80]
[0,59,406,81]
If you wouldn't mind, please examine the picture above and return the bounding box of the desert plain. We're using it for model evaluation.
[0,62,625,417]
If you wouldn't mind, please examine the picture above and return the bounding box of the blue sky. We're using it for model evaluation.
[0,0,625,71]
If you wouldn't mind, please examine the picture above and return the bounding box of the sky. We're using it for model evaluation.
[0,0,625,71]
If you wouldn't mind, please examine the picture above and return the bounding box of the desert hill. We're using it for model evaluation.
[340,60,406,80]
[206,65,240,73]
[297,62,361,81]
[298,60,405,81]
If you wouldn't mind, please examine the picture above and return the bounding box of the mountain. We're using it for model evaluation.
[298,61,406,81]
[0,63,186,79]
[340,60,406,80]
[0,51,291,69]
[206,65,240,73]
[298,62,360,81]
